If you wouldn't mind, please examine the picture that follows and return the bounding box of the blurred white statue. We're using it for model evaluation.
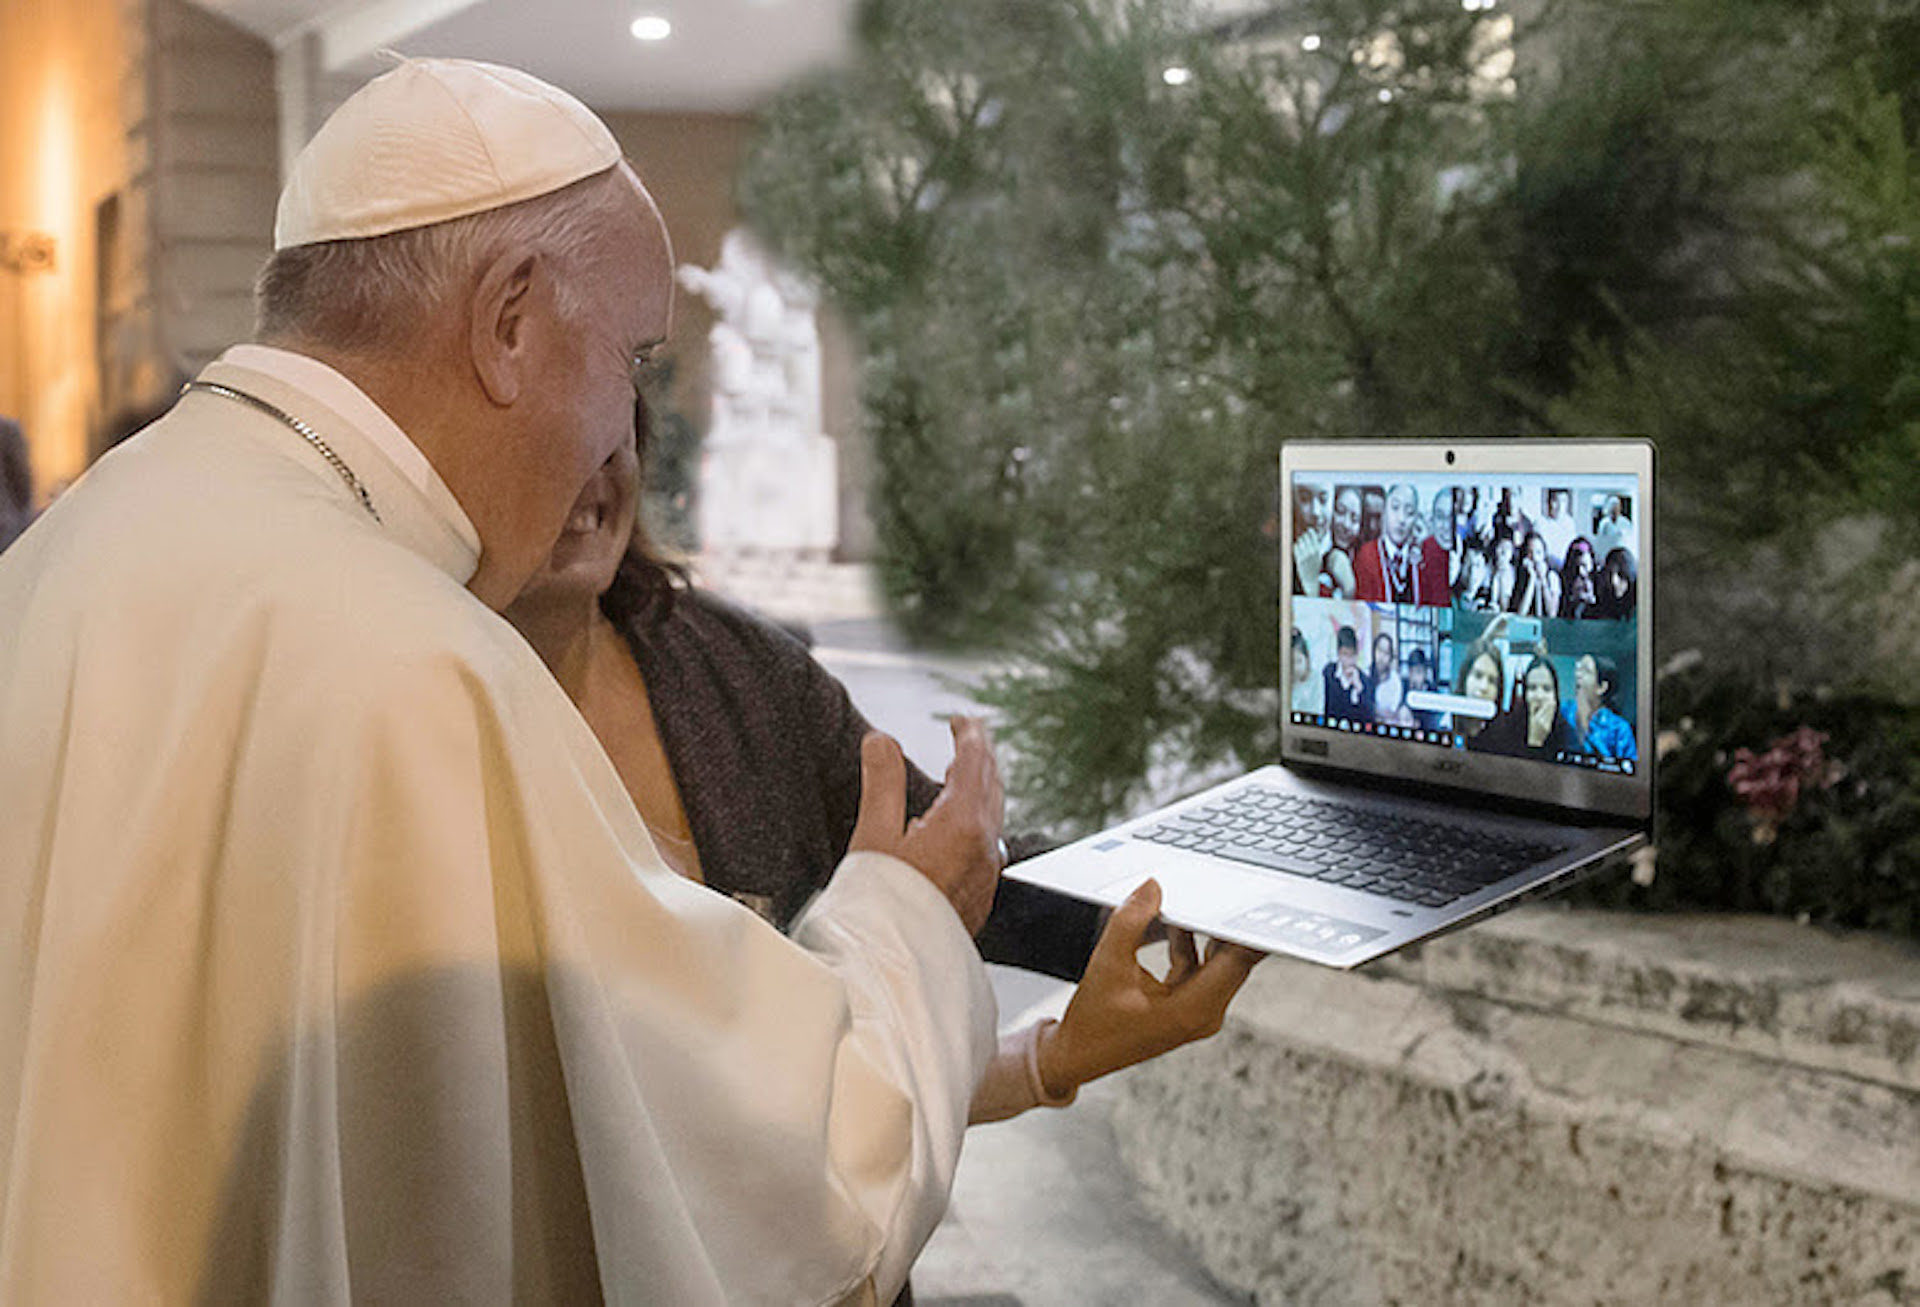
[676,230,837,556]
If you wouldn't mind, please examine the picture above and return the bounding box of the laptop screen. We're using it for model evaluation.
[1283,453,1649,815]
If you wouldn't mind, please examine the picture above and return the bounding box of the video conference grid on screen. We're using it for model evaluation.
[1288,474,1641,774]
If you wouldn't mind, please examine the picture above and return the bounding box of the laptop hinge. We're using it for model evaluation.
[1280,758,1646,830]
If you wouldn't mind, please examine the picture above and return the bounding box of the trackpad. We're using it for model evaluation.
[1095,865,1275,923]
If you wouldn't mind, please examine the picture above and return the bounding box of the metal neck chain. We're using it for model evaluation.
[181,379,382,524]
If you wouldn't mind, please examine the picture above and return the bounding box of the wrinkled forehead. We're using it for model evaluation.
[601,163,675,329]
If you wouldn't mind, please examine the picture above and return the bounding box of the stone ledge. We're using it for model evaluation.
[1374,906,1920,1093]
[691,554,880,624]
[1109,911,1920,1306]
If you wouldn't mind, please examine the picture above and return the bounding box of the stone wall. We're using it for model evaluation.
[1109,908,1920,1305]
[149,0,276,390]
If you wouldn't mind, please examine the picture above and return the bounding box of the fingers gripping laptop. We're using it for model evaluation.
[1007,439,1654,969]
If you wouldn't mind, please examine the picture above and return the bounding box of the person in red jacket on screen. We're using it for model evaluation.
[1354,482,1450,607]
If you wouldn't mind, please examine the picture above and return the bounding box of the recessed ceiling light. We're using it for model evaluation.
[1302,34,1323,52]
[630,15,672,41]
[1162,65,1193,86]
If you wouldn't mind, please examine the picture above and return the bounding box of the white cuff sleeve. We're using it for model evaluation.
[791,851,998,1302]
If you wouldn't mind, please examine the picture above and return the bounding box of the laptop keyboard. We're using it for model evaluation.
[1132,784,1568,909]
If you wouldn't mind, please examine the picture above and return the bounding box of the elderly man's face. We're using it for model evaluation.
[507,168,673,600]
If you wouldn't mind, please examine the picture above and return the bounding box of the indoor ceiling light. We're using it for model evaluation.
[1162,65,1193,86]
[630,15,672,41]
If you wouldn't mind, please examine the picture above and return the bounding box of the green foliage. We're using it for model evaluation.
[744,0,1215,640]
[1541,2,1920,691]
[1564,663,1920,940]
[745,0,1542,806]
[742,0,1920,871]
[742,0,1531,649]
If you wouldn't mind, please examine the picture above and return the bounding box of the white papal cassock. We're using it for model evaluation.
[0,346,995,1304]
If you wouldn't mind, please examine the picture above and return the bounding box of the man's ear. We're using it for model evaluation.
[469,249,539,407]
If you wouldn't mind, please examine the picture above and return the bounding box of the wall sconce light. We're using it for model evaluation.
[0,232,57,274]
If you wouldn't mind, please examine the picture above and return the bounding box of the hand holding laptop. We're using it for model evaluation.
[1035,879,1264,1098]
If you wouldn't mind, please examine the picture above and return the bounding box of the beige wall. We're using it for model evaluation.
[0,25,871,551]
[0,0,276,497]
[0,0,142,496]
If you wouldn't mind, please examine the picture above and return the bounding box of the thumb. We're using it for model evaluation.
[1174,940,1263,1026]
[849,732,907,854]
[1094,878,1161,961]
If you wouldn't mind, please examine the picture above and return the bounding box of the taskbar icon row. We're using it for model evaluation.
[1290,712,1638,774]
[1558,750,1637,775]
[1291,711,1461,747]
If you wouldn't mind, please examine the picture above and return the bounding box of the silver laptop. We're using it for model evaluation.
[1007,438,1653,968]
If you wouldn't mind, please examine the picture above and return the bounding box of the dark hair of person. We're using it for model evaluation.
[1495,654,1571,756]
[1457,642,1506,707]
[0,417,31,517]
[1290,628,1311,663]
[597,393,690,628]
[1336,625,1359,652]
[1587,653,1619,706]
[1597,547,1638,618]
[1407,647,1429,670]
[1558,537,1597,616]
[1522,653,1560,701]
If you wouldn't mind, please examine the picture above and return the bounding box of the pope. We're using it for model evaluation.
[0,59,1005,1304]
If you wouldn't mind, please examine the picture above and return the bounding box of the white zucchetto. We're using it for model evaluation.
[274,58,622,250]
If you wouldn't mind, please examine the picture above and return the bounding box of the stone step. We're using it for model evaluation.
[1373,906,1920,1093]
[691,554,881,624]
[1110,910,1920,1307]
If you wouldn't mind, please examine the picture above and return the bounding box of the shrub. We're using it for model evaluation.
[1564,662,1920,939]
[743,0,1920,932]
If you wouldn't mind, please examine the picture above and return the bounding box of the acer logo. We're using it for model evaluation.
[1431,757,1465,774]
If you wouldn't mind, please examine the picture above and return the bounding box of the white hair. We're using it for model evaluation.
[254,167,627,353]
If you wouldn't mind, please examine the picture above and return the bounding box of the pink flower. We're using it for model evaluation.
[1726,727,1837,844]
